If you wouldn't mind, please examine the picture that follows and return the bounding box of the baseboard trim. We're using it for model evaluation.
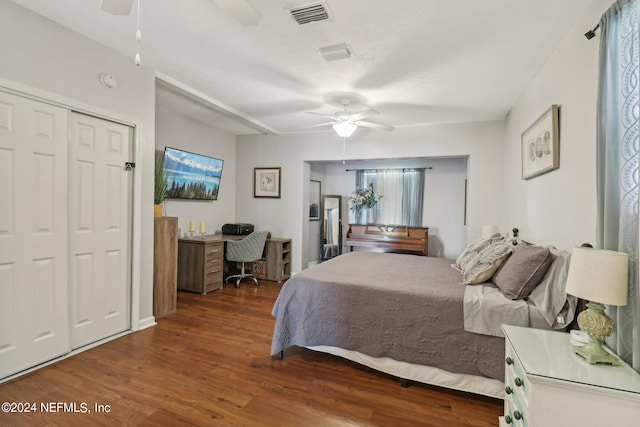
[138,316,157,331]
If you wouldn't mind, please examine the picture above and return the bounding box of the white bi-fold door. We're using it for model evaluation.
[69,112,133,349]
[0,91,70,378]
[0,90,133,379]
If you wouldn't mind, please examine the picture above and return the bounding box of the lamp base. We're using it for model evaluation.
[574,301,620,366]
[573,345,619,365]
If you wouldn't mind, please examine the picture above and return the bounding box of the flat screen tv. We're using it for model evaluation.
[163,146,224,200]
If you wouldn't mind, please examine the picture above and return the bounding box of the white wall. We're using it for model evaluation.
[502,0,608,250]
[0,2,156,325]
[237,120,506,273]
[155,103,237,236]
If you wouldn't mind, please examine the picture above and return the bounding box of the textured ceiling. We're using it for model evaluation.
[12,0,591,135]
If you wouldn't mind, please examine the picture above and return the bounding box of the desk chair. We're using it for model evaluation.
[225,230,269,288]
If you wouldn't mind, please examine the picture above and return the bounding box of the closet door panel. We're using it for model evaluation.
[0,91,69,379]
[69,112,132,349]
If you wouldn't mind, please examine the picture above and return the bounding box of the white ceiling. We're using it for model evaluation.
[12,0,591,136]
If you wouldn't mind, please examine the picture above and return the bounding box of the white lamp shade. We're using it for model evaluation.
[482,225,499,238]
[565,247,628,306]
[333,122,357,138]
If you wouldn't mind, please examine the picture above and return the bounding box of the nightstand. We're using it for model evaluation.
[500,325,640,426]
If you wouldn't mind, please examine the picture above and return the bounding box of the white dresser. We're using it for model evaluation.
[500,325,640,427]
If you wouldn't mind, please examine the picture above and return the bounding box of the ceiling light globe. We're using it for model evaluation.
[333,122,357,138]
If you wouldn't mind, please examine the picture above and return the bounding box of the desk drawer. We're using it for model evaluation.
[204,242,223,262]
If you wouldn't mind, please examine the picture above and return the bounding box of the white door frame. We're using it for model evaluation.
[0,76,144,333]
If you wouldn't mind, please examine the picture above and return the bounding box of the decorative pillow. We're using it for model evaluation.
[462,242,513,285]
[493,244,553,300]
[455,233,503,272]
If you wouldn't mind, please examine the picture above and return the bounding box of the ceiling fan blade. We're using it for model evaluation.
[355,121,395,132]
[305,111,337,119]
[100,0,134,15]
[349,109,379,121]
[212,0,262,27]
[305,122,337,128]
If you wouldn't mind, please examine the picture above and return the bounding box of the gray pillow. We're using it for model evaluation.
[493,244,553,299]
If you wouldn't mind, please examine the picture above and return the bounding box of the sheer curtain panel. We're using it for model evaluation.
[596,0,640,371]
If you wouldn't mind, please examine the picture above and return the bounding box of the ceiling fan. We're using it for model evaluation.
[306,98,395,137]
[99,0,261,27]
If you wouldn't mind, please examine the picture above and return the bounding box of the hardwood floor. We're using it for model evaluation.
[0,281,502,426]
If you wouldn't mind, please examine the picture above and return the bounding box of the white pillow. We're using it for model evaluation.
[455,233,503,272]
[462,241,513,285]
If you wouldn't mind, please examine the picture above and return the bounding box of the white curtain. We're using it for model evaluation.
[376,170,404,224]
[356,169,425,225]
[597,0,640,372]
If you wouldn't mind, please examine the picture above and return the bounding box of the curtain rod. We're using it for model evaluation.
[345,167,432,172]
[585,23,600,40]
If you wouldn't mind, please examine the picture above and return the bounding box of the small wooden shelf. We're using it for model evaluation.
[255,238,291,282]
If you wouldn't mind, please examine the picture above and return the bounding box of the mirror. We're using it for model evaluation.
[321,195,342,261]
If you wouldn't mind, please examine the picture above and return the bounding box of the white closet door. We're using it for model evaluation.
[0,91,69,378]
[69,112,133,349]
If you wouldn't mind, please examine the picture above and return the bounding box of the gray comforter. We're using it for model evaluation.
[271,251,505,382]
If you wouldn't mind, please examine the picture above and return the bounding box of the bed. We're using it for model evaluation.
[271,235,577,399]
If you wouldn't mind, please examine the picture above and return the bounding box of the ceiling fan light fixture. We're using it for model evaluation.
[319,43,352,61]
[333,122,357,138]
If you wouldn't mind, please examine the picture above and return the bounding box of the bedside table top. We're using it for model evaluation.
[502,325,640,395]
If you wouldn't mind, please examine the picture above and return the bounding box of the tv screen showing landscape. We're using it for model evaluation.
[163,147,223,200]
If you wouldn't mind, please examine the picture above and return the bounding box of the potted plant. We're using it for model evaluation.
[154,150,168,217]
[348,183,382,224]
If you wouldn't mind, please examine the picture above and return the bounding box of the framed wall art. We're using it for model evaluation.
[521,105,559,180]
[254,167,281,198]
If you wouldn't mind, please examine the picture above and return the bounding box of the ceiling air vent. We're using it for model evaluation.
[289,2,330,25]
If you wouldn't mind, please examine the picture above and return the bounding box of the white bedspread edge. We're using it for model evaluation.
[306,345,504,400]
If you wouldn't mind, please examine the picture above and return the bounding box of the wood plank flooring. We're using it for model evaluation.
[0,280,502,426]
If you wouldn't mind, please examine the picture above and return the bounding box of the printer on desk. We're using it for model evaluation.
[222,223,254,235]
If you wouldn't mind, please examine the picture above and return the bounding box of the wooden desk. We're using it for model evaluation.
[345,224,429,256]
[177,234,291,293]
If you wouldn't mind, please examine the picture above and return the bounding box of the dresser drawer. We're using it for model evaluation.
[503,397,527,426]
[504,339,529,426]
[505,341,529,404]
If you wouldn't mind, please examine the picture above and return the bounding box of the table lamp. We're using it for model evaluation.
[565,247,628,365]
[481,225,499,238]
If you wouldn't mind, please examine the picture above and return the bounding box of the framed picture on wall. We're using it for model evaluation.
[254,167,281,198]
[521,105,560,180]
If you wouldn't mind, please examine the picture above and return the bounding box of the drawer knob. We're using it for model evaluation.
[505,356,513,365]
[514,377,524,387]
[513,410,523,421]
[505,386,513,395]
[504,415,512,424]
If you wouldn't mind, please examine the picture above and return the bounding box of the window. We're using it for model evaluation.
[356,169,425,226]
